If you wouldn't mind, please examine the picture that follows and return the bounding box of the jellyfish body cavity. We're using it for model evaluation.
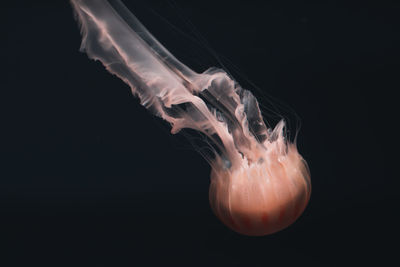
[71,0,311,236]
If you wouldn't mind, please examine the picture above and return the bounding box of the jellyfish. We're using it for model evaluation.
[70,0,311,236]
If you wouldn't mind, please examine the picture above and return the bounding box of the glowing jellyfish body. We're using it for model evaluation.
[71,0,311,236]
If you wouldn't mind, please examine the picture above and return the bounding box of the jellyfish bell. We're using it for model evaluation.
[209,131,311,236]
[71,0,311,236]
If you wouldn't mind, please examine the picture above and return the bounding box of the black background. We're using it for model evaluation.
[1,0,398,266]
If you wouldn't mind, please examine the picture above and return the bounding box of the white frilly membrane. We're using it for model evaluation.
[71,0,311,236]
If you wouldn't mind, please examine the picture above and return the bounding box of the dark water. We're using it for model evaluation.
[1,0,398,266]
